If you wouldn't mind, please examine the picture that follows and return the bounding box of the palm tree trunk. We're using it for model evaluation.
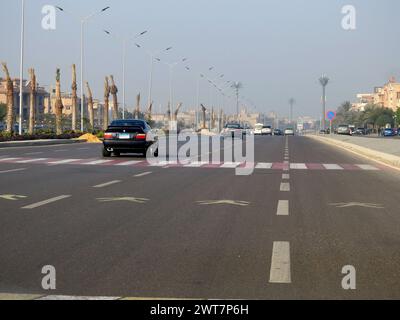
[110,75,118,120]
[55,68,63,135]
[1,63,14,134]
[28,68,37,135]
[85,82,94,131]
[135,93,141,119]
[71,64,77,132]
[103,76,110,130]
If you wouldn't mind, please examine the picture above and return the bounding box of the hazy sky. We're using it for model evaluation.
[1,0,400,118]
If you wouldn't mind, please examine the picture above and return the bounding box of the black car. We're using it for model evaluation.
[273,129,283,136]
[103,120,158,157]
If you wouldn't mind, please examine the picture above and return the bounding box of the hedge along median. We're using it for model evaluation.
[307,134,400,170]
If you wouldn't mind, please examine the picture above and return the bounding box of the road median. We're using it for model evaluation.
[307,134,400,170]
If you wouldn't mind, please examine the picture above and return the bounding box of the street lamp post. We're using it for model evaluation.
[18,0,25,135]
[319,75,329,131]
[104,30,148,119]
[289,98,295,125]
[57,6,110,132]
[164,58,187,116]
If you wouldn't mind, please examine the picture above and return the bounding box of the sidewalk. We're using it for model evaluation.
[0,139,87,148]
[307,134,400,169]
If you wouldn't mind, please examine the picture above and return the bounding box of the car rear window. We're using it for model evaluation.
[106,126,144,133]
[110,120,146,128]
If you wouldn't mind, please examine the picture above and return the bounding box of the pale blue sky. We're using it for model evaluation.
[1,0,400,118]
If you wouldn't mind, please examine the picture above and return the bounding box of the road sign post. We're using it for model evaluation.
[326,111,336,134]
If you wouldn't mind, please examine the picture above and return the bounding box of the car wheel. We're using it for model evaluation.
[113,151,120,157]
[102,148,112,158]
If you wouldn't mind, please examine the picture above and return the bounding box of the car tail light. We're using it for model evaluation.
[104,132,115,139]
[136,133,146,140]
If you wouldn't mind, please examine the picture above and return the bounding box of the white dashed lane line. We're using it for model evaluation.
[276,200,289,216]
[282,174,290,180]
[22,195,71,210]
[0,168,27,174]
[269,241,291,284]
[93,180,122,188]
[134,172,153,177]
[280,182,290,192]
[16,158,48,164]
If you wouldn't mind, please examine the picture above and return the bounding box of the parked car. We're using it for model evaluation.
[103,120,158,157]
[273,129,283,136]
[337,125,352,135]
[261,126,273,136]
[353,128,367,135]
[383,128,395,137]
[284,128,295,136]
[254,123,264,135]
[221,123,244,139]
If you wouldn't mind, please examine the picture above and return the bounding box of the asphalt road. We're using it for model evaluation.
[0,136,400,299]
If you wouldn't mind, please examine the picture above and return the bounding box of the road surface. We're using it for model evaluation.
[0,136,399,299]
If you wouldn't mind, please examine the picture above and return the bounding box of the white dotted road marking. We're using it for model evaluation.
[280,182,291,192]
[134,172,152,177]
[356,164,380,171]
[47,159,82,165]
[323,164,344,170]
[276,200,289,216]
[282,174,290,180]
[22,195,71,210]
[83,160,114,165]
[0,168,27,174]
[16,158,48,164]
[256,163,273,169]
[269,241,291,284]
[93,180,122,188]
[290,163,307,170]
[220,162,241,168]
[115,160,143,166]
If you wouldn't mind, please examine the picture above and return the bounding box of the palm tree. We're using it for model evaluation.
[103,76,110,130]
[319,75,330,130]
[174,103,183,121]
[55,68,64,135]
[71,64,78,132]
[134,93,141,119]
[1,63,14,134]
[28,68,37,135]
[145,102,153,123]
[110,75,118,120]
[231,82,243,119]
[201,104,207,129]
[85,82,94,131]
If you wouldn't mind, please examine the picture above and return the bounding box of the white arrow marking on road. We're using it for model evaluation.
[97,197,149,204]
[269,241,291,284]
[22,195,71,209]
[330,202,384,209]
[0,194,27,201]
[197,200,250,206]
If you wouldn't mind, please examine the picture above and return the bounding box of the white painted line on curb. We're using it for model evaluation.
[280,182,291,192]
[323,164,343,170]
[22,195,71,210]
[269,242,291,284]
[93,180,122,188]
[0,168,27,174]
[276,200,289,216]
[134,172,152,177]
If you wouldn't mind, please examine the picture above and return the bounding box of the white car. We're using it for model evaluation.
[284,128,295,136]
[254,123,264,135]
[262,126,273,135]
